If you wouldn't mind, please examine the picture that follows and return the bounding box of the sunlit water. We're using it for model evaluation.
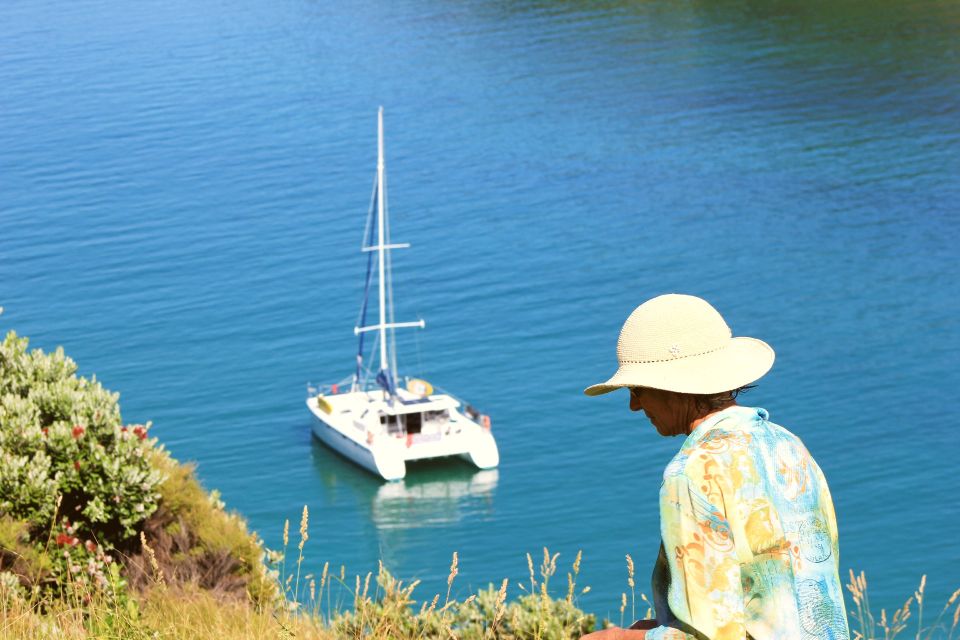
[2,0,959,617]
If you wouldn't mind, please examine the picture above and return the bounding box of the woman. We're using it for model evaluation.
[582,294,849,640]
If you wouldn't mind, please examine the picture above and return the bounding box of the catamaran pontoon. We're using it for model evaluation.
[306,108,499,481]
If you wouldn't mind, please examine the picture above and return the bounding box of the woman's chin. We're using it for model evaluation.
[654,422,684,437]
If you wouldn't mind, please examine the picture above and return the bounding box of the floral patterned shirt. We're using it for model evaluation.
[645,406,849,640]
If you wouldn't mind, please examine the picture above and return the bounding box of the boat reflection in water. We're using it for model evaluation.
[373,464,498,531]
[310,440,498,532]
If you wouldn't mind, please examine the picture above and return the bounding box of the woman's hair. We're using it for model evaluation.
[690,385,755,414]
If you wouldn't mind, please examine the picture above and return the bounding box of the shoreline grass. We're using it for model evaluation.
[3,505,959,639]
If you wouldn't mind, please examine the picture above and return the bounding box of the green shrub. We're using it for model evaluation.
[324,568,595,640]
[0,331,163,589]
[289,540,596,640]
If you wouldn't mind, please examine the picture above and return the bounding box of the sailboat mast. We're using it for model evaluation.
[376,107,389,374]
[352,107,423,393]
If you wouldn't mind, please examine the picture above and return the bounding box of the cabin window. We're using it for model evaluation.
[423,410,449,424]
[406,412,423,435]
[379,414,404,435]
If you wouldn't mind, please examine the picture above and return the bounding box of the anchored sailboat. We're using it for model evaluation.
[306,107,499,481]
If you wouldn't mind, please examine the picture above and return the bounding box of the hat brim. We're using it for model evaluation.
[584,337,775,396]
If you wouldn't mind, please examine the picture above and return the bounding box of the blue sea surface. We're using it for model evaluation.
[2,0,959,618]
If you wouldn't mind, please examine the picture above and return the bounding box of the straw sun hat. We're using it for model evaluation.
[584,294,775,396]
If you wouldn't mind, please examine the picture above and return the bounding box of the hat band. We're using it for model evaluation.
[619,341,728,365]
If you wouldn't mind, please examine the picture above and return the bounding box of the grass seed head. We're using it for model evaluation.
[448,551,458,588]
[140,531,165,587]
[496,578,508,606]
[362,571,371,599]
[945,587,960,608]
[298,506,309,551]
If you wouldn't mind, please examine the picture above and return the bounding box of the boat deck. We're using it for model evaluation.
[307,387,498,480]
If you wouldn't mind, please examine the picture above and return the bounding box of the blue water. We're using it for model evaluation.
[2,0,959,619]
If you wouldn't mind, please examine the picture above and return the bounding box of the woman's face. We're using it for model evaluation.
[629,387,692,437]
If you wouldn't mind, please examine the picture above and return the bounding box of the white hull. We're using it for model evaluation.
[307,391,499,481]
[310,409,405,480]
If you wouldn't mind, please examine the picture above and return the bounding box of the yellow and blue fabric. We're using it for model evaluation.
[646,406,849,640]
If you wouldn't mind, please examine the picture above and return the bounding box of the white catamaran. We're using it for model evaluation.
[306,108,499,481]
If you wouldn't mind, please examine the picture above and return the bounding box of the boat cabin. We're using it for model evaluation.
[380,408,450,436]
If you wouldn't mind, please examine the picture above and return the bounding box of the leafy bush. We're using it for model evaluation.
[0,331,163,588]
[285,526,597,640]
[324,568,595,640]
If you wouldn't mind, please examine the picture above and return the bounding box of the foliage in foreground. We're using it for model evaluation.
[0,330,273,605]
[126,449,274,603]
[2,530,960,640]
[0,331,163,592]
[1,539,601,640]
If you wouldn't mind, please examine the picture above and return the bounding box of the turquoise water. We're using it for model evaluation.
[2,0,959,617]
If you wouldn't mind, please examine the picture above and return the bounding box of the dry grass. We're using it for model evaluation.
[3,507,959,639]
[0,585,335,640]
[123,450,275,604]
[847,570,960,640]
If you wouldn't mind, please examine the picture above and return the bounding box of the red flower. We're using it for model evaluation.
[42,428,48,436]
[56,533,79,547]
[133,425,147,441]
[73,461,81,470]
[72,425,85,439]
[84,540,97,553]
